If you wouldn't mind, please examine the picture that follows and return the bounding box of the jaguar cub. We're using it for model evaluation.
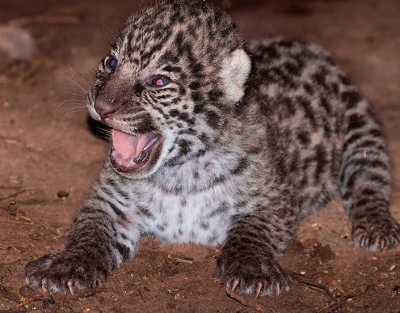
[26,0,399,296]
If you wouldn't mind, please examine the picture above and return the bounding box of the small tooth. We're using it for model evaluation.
[134,150,150,165]
[143,136,159,151]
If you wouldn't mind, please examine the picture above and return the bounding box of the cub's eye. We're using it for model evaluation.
[151,76,171,87]
[104,56,118,71]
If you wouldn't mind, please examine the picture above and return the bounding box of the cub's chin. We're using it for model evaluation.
[109,129,164,179]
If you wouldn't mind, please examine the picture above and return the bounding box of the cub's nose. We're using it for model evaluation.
[95,100,118,122]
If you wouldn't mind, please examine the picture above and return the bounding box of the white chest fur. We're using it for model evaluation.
[126,147,252,245]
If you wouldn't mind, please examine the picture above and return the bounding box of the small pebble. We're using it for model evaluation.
[7,201,18,216]
[57,190,69,199]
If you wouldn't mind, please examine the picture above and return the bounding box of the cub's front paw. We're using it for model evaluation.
[25,252,107,294]
[217,249,290,297]
[352,214,400,251]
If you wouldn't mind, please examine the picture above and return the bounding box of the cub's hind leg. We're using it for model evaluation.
[339,86,400,250]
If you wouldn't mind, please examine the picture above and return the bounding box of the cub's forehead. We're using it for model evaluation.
[115,0,242,66]
[125,1,219,35]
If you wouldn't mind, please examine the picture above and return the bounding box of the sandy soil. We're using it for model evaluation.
[0,0,400,312]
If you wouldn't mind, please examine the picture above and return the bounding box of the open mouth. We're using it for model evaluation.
[110,129,163,175]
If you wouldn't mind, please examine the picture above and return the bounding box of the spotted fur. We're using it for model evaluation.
[25,0,399,296]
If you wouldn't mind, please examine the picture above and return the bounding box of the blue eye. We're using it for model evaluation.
[151,76,170,87]
[105,56,118,70]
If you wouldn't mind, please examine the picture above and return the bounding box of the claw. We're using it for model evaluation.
[231,279,239,292]
[255,282,262,298]
[94,279,103,288]
[41,278,49,295]
[275,282,280,296]
[67,280,75,296]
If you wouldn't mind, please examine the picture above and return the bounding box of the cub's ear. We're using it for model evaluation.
[219,49,251,103]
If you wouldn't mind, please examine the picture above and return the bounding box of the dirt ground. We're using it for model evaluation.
[0,0,400,312]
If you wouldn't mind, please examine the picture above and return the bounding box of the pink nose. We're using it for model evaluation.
[95,104,118,122]
[95,100,118,122]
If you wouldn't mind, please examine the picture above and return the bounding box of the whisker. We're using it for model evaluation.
[55,105,86,115]
[54,98,87,115]
[97,127,111,138]
[70,65,92,86]
[57,99,86,106]
[55,91,87,99]
[64,64,92,93]
[65,76,88,93]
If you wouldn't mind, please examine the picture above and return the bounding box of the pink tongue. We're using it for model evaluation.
[111,130,151,160]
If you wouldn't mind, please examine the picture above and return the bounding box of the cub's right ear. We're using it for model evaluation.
[219,49,251,104]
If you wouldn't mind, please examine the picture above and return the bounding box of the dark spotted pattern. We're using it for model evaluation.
[26,0,399,297]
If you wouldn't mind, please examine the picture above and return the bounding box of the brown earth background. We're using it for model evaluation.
[0,0,400,312]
